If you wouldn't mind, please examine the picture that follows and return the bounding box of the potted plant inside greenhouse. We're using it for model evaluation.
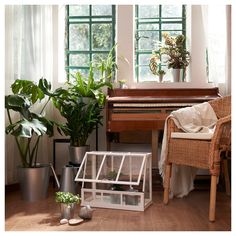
[5,78,55,202]
[42,60,114,166]
[152,32,190,82]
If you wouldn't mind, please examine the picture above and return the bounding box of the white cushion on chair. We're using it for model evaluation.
[171,132,213,140]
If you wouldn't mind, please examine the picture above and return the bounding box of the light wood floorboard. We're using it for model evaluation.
[5,186,231,231]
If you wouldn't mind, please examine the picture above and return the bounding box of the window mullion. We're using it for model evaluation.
[89,5,92,63]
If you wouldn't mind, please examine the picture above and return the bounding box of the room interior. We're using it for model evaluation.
[4,3,232,232]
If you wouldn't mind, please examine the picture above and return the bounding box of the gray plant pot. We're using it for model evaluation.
[60,203,75,219]
[68,145,89,165]
[18,164,50,202]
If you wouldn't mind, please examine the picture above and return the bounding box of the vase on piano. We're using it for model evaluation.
[159,74,164,83]
[172,68,185,82]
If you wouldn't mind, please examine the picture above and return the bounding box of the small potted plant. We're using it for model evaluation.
[107,170,124,204]
[149,56,166,82]
[118,79,127,89]
[55,191,80,219]
[157,69,166,83]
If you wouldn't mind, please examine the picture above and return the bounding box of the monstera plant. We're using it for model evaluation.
[5,78,54,168]
[5,78,55,201]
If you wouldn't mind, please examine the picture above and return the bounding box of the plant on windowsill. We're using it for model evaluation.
[152,32,190,82]
[5,78,55,201]
[149,55,166,83]
[118,79,127,89]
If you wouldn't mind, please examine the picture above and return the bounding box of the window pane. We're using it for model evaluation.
[139,54,152,66]
[69,24,89,50]
[92,53,108,64]
[138,5,160,18]
[138,24,159,31]
[92,5,112,15]
[138,66,158,82]
[69,5,89,16]
[162,23,183,31]
[92,24,112,50]
[69,54,90,67]
[69,68,89,79]
[162,5,182,17]
[138,31,159,50]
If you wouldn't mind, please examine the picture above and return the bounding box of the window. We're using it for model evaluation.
[135,5,186,82]
[66,5,116,79]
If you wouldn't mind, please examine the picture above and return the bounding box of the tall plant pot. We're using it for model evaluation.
[68,145,89,165]
[172,68,185,82]
[18,164,50,202]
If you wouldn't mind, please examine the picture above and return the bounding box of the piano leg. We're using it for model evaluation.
[152,130,159,169]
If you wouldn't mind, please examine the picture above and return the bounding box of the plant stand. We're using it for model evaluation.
[75,151,152,211]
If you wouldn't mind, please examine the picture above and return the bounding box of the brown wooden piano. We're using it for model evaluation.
[106,87,221,168]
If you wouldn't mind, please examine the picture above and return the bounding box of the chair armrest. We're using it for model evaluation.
[212,114,231,145]
[209,115,231,172]
[166,116,182,140]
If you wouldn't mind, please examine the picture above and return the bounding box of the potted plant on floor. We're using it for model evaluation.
[55,191,80,219]
[42,62,113,165]
[5,78,55,201]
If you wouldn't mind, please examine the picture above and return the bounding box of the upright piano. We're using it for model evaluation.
[106,88,221,168]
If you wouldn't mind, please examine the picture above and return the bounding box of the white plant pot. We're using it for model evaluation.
[172,68,186,82]
[159,74,164,83]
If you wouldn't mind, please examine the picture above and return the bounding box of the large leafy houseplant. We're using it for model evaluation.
[5,78,54,168]
[47,63,112,148]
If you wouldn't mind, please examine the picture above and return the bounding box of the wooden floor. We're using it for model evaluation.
[5,181,231,231]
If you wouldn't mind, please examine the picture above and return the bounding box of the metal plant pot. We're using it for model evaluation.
[60,165,77,194]
[68,145,89,165]
[18,164,50,202]
[60,203,75,219]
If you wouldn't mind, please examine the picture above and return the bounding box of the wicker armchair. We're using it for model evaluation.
[163,95,231,222]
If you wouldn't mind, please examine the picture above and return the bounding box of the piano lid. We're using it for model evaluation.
[107,88,221,103]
